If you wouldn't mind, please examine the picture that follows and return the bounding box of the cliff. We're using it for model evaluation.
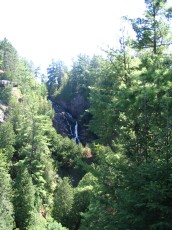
[50,93,96,145]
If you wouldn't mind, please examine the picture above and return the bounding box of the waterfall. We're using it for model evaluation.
[51,100,80,144]
[74,121,80,144]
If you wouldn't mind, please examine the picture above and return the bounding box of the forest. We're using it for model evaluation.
[0,0,172,229]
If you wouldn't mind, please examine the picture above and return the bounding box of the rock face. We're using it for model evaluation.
[55,94,89,119]
[52,102,77,140]
[51,95,95,145]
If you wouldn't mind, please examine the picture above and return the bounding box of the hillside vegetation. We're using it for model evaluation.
[0,0,172,229]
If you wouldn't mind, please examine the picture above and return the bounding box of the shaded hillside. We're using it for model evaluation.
[46,55,101,145]
[50,96,96,145]
[1,1,172,228]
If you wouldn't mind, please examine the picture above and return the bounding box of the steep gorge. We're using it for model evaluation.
[50,94,96,145]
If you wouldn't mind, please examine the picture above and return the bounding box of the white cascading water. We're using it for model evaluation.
[74,121,80,144]
[51,101,80,144]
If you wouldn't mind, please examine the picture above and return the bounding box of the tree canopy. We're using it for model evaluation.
[0,0,172,229]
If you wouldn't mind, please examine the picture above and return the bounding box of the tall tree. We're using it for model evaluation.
[47,60,67,95]
[130,0,172,54]
[13,165,35,230]
[53,177,74,227]
[0,149,14,230]
[88,38,140,145]
[68,54,91,97]
[0,38,18,80]
[14,91,56,217]
[0,122,15,160]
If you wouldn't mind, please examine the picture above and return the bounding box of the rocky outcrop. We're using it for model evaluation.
[50,92,96,145]
[55,93,89,119]
[78,119,96,144]
[0,88,22,123]
[0,80,18,87]
[51,99,96,145]
[52,102,77,139]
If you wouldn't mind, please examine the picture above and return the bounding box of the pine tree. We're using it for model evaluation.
[0,121,15,160]
[53,177,74,227]
[130,0,172,54]
[13,165,35,230]
[46,60,67,96]
[0,149,14,230]
[0,38,19,80]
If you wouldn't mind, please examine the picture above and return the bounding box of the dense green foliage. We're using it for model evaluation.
[0,0,172,229]
[46,60,67,96]
[0,149,14,230]
[0,38,82,229]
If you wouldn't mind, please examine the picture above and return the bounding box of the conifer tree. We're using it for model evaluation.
[130,0,172,54]
[0,121,15,160]
[13,165,35,230]
[0,38,19,80]
[0,149,14,230]
[53,177,74,227]
[47,60,67,95]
